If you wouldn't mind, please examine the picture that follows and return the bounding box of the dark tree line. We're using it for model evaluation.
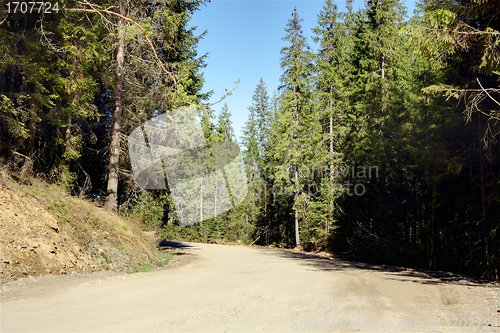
[240,0,500,279]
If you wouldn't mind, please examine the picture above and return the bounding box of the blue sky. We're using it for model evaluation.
[190,0,416,140]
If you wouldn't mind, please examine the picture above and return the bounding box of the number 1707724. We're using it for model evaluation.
[6,2,60,14]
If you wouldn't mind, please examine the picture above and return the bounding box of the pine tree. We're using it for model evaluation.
[216,103,234,141]
[242,79,273,238]
[0,0,108,189]
[331,0,433,262]
[103,0,208,210]
[104,0,126,211]
[312,0,354,243]
[273,7,322,247]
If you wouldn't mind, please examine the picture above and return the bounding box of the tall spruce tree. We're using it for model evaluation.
[273,8,322,247]
[312,0,353,244]
[242,79,273,239]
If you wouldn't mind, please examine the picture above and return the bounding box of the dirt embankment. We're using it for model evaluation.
[0,176,162,284]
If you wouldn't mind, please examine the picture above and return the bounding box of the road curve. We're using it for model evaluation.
[1,243,498,332]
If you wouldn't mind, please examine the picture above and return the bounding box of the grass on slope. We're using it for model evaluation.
[0,176,171,282]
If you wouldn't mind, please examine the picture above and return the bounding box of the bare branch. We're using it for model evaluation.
[425,83,500,147]
[422,26,500,36]
[203,81,240,108]
[477,78,500,107]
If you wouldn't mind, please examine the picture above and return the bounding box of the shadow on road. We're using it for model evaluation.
[275,250,496,286]
[158,240,194,250]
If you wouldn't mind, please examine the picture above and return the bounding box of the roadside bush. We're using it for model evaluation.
[126,191,164,231]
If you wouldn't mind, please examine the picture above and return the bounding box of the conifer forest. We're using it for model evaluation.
[1,0,499,279]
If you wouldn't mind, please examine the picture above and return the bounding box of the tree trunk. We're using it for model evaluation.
[105,0,126,211]
[328,106,334,234]
[428,181,438,269]
[478,118,489,272]
[214,169,218,217]
[294,170,300,247]
[199,177,203,222]
[480,151,489,267]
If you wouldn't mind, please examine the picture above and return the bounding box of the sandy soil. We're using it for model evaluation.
[1,243,498,332]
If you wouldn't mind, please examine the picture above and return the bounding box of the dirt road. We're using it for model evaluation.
[1,243,498,332]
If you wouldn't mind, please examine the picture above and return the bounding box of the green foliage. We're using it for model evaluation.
[241,79,274,240]
[270,7,324,246]
[159,211,254,244]
[160,102,255,245]
[136,263,156,273]
[126,192,167,231]
[135,252,172,272]
[237,1,499,278]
